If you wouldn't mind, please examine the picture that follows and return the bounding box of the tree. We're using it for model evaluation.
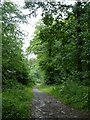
[2,1,29,85]
[27,1,89,85]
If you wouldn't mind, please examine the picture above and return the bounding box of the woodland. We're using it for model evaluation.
[0,0,90,119]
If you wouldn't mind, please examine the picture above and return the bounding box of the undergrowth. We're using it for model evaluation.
[39,80,89,112]
[2,80,33,119]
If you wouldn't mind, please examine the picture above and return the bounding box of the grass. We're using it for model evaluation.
[39,80,89,112]
[2,80,33,119]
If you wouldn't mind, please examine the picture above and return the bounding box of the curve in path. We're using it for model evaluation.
[30,86,89,119]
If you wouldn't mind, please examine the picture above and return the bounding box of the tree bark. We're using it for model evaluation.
[76,1,83,82]
[87,6,90,81]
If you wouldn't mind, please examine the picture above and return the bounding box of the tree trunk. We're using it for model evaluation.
[87,7,90,82]
[48,41,54,84]
[76,1,83,82]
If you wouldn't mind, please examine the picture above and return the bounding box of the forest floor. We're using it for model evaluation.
[30,86,89,119]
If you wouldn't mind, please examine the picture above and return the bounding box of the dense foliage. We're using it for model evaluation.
[1,1,89,119]
[28,1,90,85]
[1,1,33,119]
[26,1,89,112]
[2,80,33,119]
[39,80,88,111]
[29,58,44,84]
[2,2,31,85]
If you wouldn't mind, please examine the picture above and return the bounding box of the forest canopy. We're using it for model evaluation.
[27,1,90,85]
[1,1,90,119]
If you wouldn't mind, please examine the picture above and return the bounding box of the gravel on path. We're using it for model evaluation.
[30,86,89,119]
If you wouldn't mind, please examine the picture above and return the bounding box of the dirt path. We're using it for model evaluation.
[30,86,89,119]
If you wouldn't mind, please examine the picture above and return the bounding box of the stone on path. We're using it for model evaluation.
[30,86,89,119]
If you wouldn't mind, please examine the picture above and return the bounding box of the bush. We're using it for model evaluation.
[39,80,88,112]
[2,81,33,119]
